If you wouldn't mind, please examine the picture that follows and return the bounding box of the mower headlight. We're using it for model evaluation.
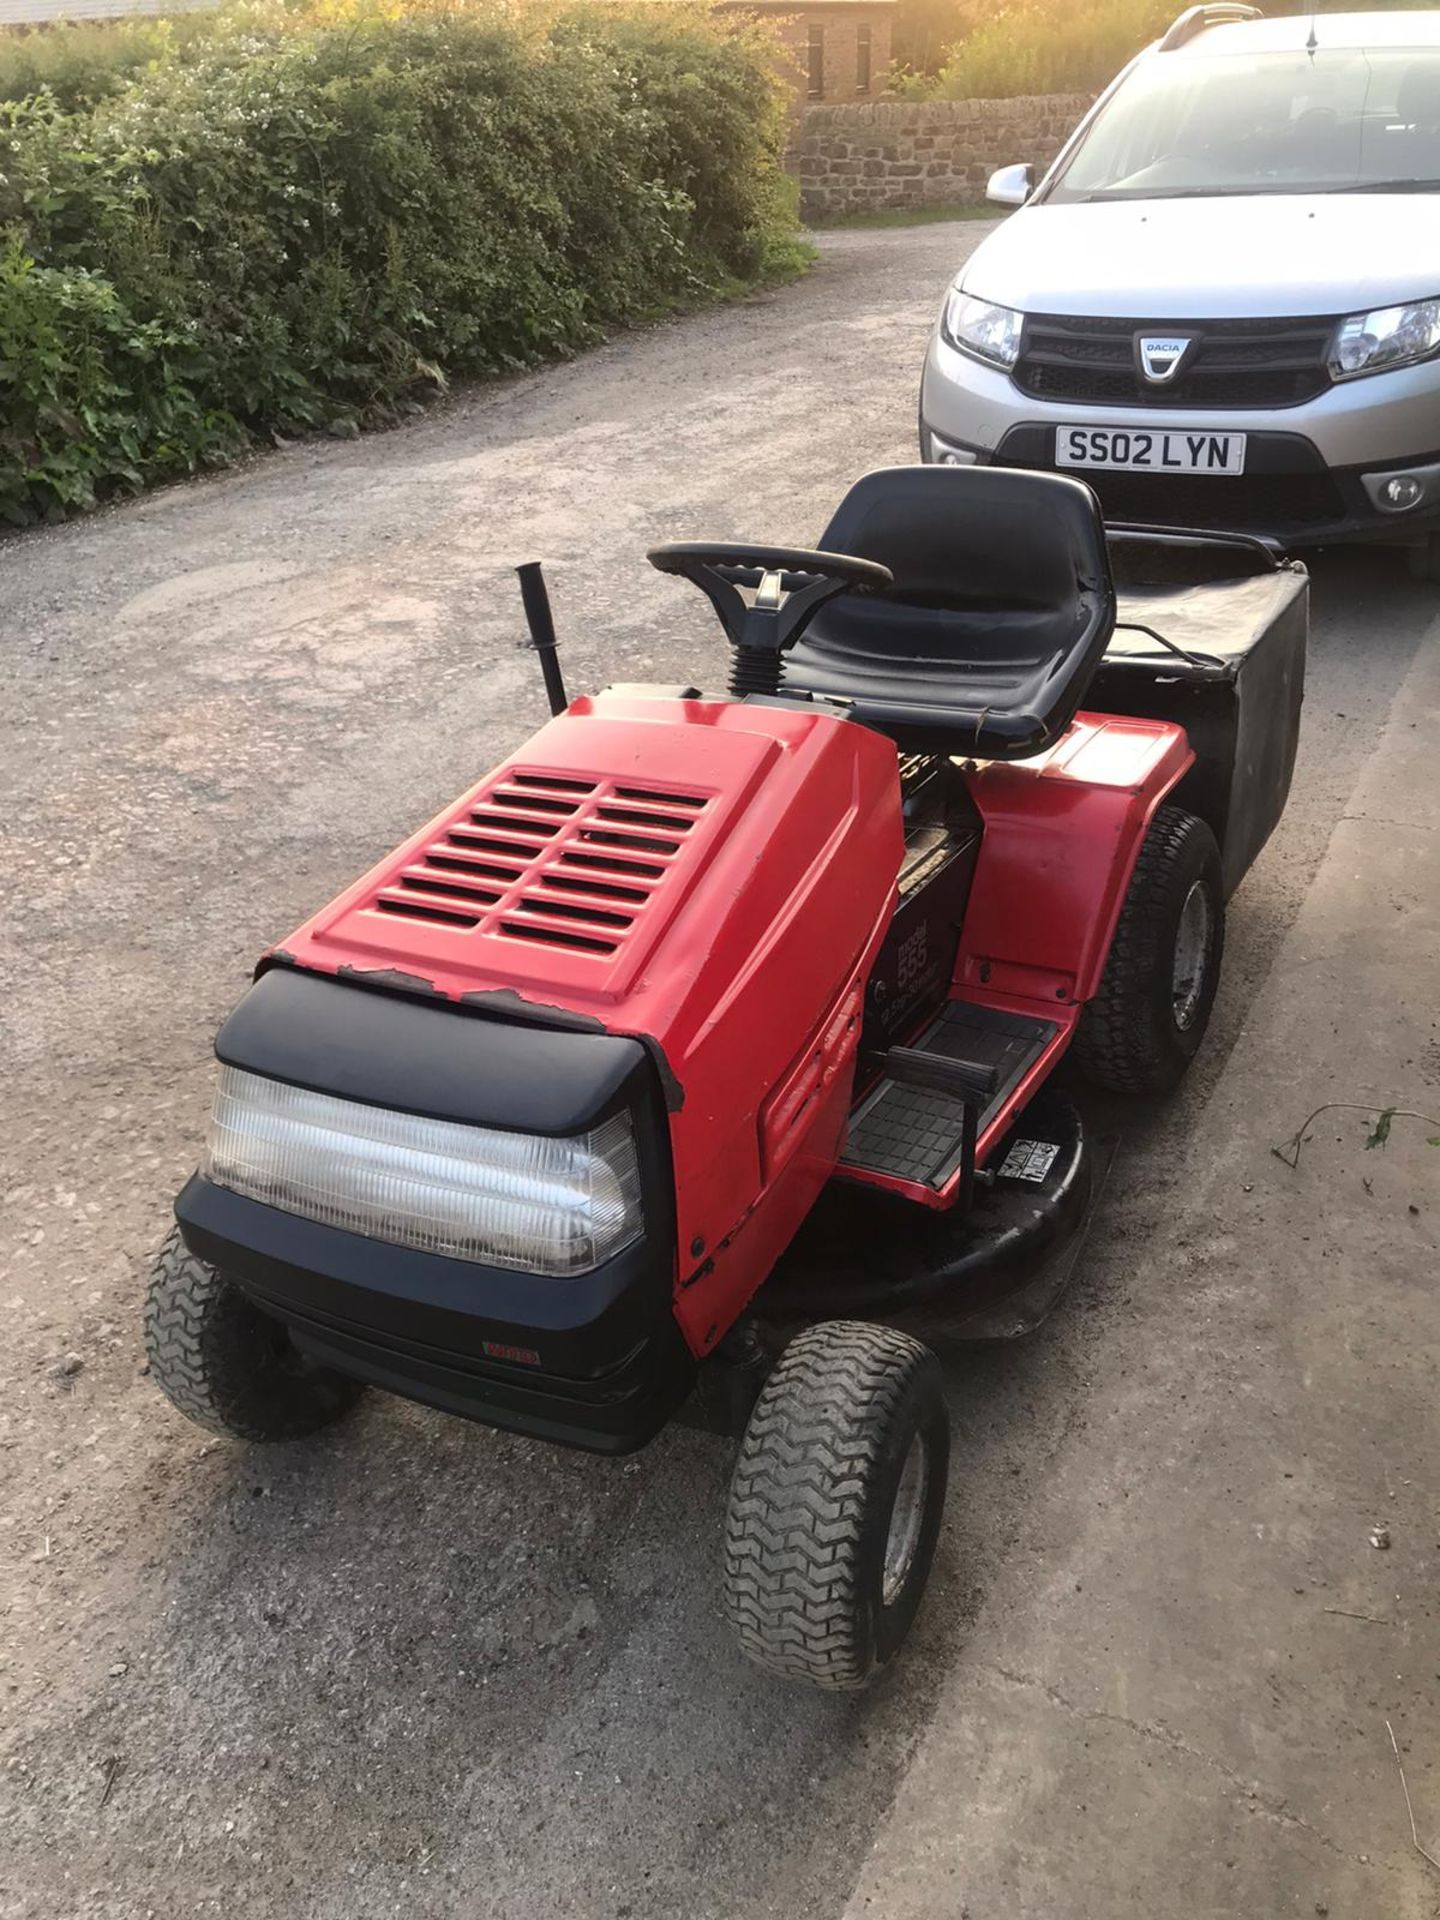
[942,290,1024,369]
[202,1066,643,1276]
[1330,297,1440,380]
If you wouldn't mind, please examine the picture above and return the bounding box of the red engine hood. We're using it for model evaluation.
[270,690,905,1343]
[273,690,900,1049]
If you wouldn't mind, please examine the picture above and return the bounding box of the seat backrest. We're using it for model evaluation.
[786,465,1116,759]
[816,464,1110,629]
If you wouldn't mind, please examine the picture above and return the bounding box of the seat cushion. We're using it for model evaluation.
[784,466,1116,758]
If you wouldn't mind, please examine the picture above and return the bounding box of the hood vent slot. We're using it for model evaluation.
[541,873,649,905]
[469,810,560,839]
[427,851,526,883]
[595,803,696,833]
[491,791,577,816]
[579,826,683,856]
[398,874,502,907]
[445,828,533,863]
[512,773,597,795]
[513,891,633,926]
[376,896,482,929]
[501,920,617,955]
[370,773,710,948]
[614,785,705,808]
[558,848,665,881]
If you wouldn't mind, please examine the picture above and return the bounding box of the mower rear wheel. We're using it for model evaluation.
[144,1228,363,1441]
[1073,804,1224,1095]
[722,1320,948,1690]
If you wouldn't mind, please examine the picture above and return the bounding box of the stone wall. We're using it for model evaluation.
[790,93,1093,219]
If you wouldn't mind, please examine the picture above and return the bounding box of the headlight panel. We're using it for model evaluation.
[942,290,1025,369]
[1330,297,1440,380]
[203,1066,644,1276]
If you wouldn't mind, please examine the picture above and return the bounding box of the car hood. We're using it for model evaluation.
[961,196,1440,318]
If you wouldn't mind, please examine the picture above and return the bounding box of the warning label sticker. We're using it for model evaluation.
[996,1138,1060,1184]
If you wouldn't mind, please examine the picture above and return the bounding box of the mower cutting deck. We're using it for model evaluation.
[145,467,1307,1689]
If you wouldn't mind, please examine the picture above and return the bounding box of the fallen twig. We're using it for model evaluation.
[1324,1606,1392,1625]
[99,1756,122,1809]
[1386,1720,1440,1873]
[1272,1104,1440,1170]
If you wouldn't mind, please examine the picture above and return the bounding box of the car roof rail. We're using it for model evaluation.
[1158,5,1262,53]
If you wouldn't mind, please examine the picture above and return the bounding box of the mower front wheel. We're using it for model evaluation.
[144,1228,363,1442]
[1073,804,1224,1095]
[722,1320,948,1690]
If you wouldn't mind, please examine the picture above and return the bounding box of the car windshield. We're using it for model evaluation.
[1046,45,1440,202]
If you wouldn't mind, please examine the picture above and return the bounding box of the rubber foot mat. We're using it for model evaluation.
[841,1000,1059,1189]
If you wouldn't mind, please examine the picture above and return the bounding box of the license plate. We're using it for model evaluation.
[1056,426,1247,474]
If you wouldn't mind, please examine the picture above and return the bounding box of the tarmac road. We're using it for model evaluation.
[1,221,1437,1920]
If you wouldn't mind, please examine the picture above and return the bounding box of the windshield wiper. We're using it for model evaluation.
[1325,179,1440,193]
[1082,187,1306,202]
[1082,180,1440,203]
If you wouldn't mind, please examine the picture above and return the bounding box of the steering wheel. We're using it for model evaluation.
[648,542,893,658]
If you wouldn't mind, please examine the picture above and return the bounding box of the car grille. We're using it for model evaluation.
[1014,314,1337,410]
[1035,467,1346,532]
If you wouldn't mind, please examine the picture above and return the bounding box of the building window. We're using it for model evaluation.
[807,24,825,100]
[856,24,872,95]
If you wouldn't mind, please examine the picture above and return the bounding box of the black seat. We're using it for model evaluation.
[784,466,1116,759]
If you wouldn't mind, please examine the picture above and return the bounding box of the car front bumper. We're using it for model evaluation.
[920,333,1440,546]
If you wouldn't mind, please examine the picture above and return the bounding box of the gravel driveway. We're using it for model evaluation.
[2,222,1437,1920]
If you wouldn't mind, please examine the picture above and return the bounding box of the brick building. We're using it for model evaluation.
[719,0,896,105]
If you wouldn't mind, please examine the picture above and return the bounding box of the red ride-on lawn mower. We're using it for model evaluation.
[146,467,1306,1688]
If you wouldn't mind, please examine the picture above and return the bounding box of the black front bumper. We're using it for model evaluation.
[178,1177,694,1454]
[925,420,1440,547]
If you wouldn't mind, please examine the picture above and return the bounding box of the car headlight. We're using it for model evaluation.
[202,1066,644,1276]
[1330,297,1440,380]
[942,290,1024,369]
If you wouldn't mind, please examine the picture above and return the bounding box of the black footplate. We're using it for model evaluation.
[842,1000,1058,1189]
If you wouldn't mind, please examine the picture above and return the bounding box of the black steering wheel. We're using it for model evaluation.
[648,542,893,659]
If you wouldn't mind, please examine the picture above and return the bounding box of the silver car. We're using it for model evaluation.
[919,5,1440,577]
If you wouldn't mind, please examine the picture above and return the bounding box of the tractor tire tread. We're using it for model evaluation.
[722,1320,941,1690]
[1072,803,1222,1095]
[144,1227,361,1442]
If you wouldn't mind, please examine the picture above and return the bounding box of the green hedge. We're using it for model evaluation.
[0,2,802,524]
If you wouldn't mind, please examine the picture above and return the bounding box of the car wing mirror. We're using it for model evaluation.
[986,163,1033,208]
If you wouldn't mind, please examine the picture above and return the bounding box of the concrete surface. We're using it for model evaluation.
[0,220,1437,1920]
[842,637,1440,1920]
